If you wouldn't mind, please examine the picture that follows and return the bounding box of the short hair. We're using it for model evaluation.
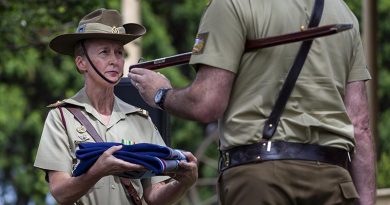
[74,41,85,58]
[73,41,85,74]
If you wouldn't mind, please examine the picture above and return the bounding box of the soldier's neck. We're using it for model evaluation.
[85,84,115,116]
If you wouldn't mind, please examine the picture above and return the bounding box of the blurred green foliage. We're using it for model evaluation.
[0,0,389,204]
[374,0,390,189]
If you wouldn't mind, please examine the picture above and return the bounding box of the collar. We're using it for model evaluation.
[63,87,140,126]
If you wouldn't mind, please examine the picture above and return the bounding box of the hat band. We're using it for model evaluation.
[76,23,126,34]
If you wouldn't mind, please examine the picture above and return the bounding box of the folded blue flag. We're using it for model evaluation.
[73,142,187,179]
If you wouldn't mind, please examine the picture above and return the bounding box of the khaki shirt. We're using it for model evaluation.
[190,0,371,151]
[34,88,168,205]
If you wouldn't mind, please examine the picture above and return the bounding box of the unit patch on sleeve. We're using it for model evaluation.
[192,32,209,55]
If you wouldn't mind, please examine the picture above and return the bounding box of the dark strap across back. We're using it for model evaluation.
[262,0,325,139]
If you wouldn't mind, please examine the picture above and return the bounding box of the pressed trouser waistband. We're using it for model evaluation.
[217,160,358,205]
[219,140,352,172]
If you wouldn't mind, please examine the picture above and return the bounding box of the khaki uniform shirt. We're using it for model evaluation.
[190,0,371,151]
[34,88,168,205]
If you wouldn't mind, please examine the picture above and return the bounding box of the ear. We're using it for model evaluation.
[75,56,87,73]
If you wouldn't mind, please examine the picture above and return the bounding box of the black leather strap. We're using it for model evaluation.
[262,0,325,139]
[219,140,351,172]
[66,106,104,142]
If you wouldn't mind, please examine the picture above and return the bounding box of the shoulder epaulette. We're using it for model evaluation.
[135,108,149,118]
[46,100,65,108]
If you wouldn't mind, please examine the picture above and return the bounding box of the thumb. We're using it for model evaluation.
[105,145,122,155]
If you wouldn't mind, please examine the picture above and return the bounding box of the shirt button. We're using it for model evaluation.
[111,184,115,189]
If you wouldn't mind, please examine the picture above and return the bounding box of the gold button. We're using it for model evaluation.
[76,126,87,134]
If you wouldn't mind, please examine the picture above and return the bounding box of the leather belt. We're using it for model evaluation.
[219,141,352,172]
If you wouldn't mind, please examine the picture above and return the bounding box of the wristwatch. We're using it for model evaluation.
[154,88,171,110]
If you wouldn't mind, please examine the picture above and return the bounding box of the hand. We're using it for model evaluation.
[166,151,198,188]
[128,68,172,108]
[88,145,146,177]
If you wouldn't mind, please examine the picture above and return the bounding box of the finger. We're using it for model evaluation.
[182,151,198,164]
[128,73,135,83]
[105,145,122,155]
[129,78,140,89]
[130,78,137,86]
[166,172,180,180]
[128,72,139,81]
[122,162,147,171]
[115,161,149,174]
[157,72,168,79]
[178,161,196,171]
[108,160,147,175]
[130,67,146,75]
[131,68,154,76]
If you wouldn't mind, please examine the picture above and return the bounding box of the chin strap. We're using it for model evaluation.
[80,40,121,85]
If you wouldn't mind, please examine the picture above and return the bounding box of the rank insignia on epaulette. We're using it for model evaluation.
[136,108,149,118]
[47,100,65,108]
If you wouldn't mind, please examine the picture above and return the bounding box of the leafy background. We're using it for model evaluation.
[0,0,388,204]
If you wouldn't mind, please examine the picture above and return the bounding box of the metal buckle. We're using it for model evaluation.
[266,141,272,152]
[347,152,351,162]
[223,152,230,168]
[261,140,272,152]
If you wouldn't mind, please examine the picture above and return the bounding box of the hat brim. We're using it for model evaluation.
[49,23,146,56]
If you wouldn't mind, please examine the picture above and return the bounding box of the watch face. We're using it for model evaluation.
[154,88,170,109]
[155,89,163,103]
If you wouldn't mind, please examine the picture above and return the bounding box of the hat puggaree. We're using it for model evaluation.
[49,8,146,56]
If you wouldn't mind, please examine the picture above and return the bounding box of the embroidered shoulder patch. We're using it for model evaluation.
[192,32,209,55]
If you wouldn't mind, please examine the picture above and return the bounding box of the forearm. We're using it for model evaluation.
[164,86,219,123]
[49,170,102,204]
[145,180,192,205]
[350,118,376,205]
[49,146,146,204]
[129,66,235,123]
[164,66,235,123]
[344,81,376,205]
